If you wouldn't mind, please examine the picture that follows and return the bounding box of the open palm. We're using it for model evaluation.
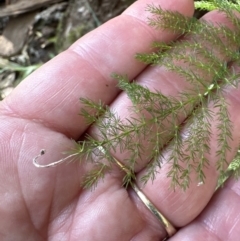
[1,0,240,240]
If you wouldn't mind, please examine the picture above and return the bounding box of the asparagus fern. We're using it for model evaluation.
[194,0,240,12]
[37,0,240,190]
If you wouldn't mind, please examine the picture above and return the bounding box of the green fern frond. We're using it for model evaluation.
[194,1,217,11]
[82,163,109,189]
[147,4,197,34]
[59,2,240,190]
[217,149,240,188]
[186,104,212,175]
[166,122,187,190]
[228,150,240,178]
[80,98,107,124]
[214,95,233,176]
[194,0,240,12]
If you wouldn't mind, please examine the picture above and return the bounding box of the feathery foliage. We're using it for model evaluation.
[194,0,240,12]
[49,1,240,190]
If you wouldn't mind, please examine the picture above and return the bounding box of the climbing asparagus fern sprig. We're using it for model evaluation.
[39,2,240,190]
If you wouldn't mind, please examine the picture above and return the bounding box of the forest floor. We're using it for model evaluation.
[0,0,135,99]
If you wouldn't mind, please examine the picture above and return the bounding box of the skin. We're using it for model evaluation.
[0,0,240,240]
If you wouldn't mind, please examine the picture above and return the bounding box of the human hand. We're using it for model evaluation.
[0,0,240,240]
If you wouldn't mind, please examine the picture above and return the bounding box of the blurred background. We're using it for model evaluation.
[0,0,136,99]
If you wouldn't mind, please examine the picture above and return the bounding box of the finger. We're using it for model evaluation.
[168,177,240,240]
[133,55,240,228]
[0,0,193,139]
[90,10,238,172]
